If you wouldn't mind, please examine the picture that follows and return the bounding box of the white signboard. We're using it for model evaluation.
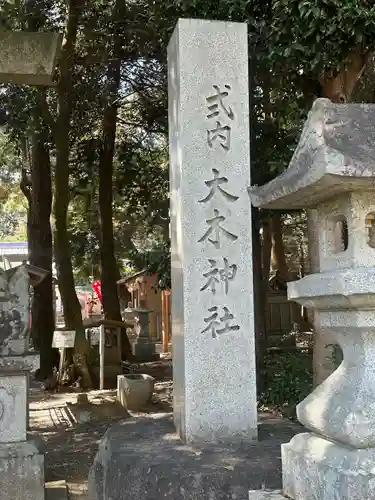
[52,330,76,349]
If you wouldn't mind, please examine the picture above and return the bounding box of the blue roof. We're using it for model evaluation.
[0,242,28,249]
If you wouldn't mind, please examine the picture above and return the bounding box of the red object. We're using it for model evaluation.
[92,280,102,303]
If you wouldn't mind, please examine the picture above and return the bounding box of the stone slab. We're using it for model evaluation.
[0,437,44,500]
[0,353,40,373]
[168,18,257,444]
[0,31,62,86]
[45,480,68,500]
[287,267,375,310]
[248,491,285,499]
[88,414,301,500]
[0,372,27,442]
[282,432,375,500]
[249,98,375,210]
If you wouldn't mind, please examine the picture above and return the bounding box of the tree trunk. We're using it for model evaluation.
[262,216,272,285]
[252,207,267,394]
[271,213,288,280]
[98,1,133,361]
[29,125,57,378]
[53,0,92,388]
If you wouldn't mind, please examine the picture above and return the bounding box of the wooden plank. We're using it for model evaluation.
[162,291,169,353]
[99,324,105,390]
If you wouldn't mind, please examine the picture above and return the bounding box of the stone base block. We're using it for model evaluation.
[0,437,45,500]
[133,341,159,362]
[282,432,375,500]
[88,413,299,500]
[45,480,68,500]
[248,491,284,499]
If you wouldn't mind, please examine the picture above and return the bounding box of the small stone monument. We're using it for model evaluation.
[0,264,48,499]
[250,98,375,499]
[132,308,159,362]
[169,18,257,443]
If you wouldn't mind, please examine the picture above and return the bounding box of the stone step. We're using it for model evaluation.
[45,480,68,500]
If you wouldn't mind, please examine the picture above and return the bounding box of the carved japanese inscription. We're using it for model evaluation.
[199,83,241,338]
[199,168,239,204]
[201,306,240,339]
[198,209,238,249]
[206,85,234,151]
[200,257,237,295]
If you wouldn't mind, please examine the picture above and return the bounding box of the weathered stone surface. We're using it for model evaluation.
[117,374,154,411]
[296,317,375,448]
[0,31,62,86]
[0,354,39,373]
[168,18,257,444]
[0,436,44,500]
[132,309,159,362]
[45,480,68,500]
[282,433,375,500]
[0,266,30,355]
[88,414,301,500]
[250,98,375,499]
[250,98,375,209]
[0,373,27,442]
[248,491,284,499]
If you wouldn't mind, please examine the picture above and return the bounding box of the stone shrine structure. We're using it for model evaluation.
[0,30,61,499]
[250,98,375,499]
[168,18,257,443]
[0,264,48,499]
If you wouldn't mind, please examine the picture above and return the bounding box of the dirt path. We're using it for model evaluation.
[29,360,173,499]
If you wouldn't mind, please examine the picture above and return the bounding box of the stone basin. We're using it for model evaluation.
[117,374,155,411]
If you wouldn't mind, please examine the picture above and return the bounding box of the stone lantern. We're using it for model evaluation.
[250,98,375,499]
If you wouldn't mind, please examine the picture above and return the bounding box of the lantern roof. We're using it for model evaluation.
[249,99,375,210]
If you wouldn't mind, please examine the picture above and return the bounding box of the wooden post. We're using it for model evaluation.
[162,290,170,353]
[99,324,105,390]
[58,347,65,389]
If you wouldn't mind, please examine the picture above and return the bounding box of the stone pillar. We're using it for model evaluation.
[0,266,45,498]
[250,98,375,499]
[168,19,257,443]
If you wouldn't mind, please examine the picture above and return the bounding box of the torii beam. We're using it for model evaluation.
[0,30,62,86]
